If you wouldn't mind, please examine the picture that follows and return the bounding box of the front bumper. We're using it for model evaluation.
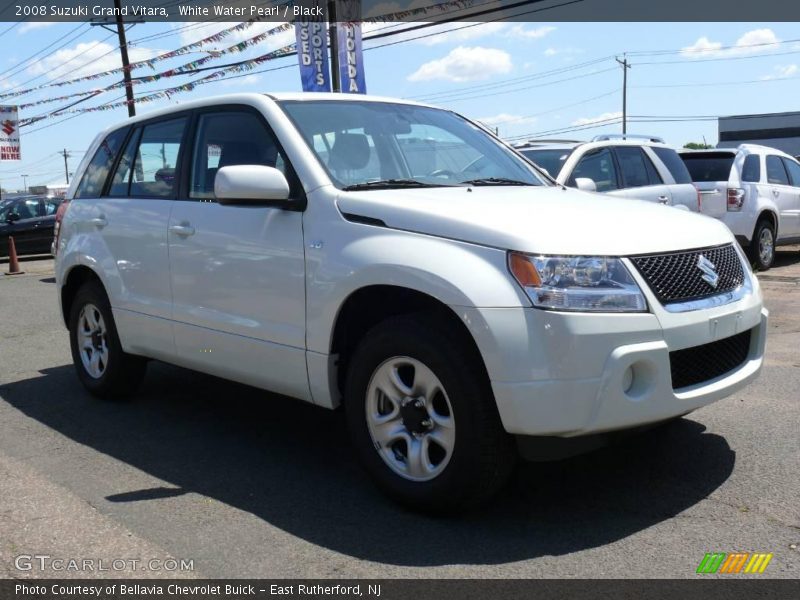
[460,257,767,437]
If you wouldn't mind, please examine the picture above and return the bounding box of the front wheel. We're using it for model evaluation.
[749,219,775,271]
[344,314,516,513]
[68,282,146,399]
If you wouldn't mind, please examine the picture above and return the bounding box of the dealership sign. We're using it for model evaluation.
[336,0,366,94]
[294,0,331,92]
[0,105,20,161]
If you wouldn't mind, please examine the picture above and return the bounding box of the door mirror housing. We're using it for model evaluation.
[214,165,291,206]
[574,177,597,192]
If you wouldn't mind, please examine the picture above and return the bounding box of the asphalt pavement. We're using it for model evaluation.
[0,251,798,579]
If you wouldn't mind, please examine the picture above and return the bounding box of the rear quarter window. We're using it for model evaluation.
[74,127,129,199]
[741,154,761,183]
[766,155,790,185]
[681,153,735,183]
[651,147,692,184]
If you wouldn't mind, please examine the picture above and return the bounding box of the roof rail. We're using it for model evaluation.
[513,138,583,147]
[592,134,665,143]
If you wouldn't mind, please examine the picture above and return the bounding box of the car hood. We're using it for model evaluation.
[336,185,733,256]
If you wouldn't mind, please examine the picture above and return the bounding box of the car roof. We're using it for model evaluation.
[679,144,797,160]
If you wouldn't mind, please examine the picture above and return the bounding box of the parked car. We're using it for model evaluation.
[54,93,766,512]
[679,144,800,270]
[0,195,62,256]
[515,135,699,210]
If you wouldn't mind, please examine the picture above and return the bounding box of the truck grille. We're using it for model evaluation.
[669,329,752,390]
[630,243,744,304]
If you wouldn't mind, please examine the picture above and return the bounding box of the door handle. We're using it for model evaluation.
[657,196,669,204]
[772,189,780,197]
[169,223,195,237]
[88,216,107,228]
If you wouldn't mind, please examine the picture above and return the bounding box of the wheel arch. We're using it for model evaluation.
[60,265,106,328]
[327,285,492,408]
[755,209,778,239]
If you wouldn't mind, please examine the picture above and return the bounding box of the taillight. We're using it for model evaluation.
[727,188,745,211]
[52,200,70,256]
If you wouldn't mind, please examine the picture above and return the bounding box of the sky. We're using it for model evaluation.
[0,17,798,191]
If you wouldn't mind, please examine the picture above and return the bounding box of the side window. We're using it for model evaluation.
[651,146,692,184]
[780,157,800,187]
[108,128,142,197]
[766,155,790,185]
[741,154,761,183]
[74,127,129,199]
[130,118,187,198]
[614,146,657,188]
[8,199,36,220]
[568,148,618,192]
[189,111,290,200]
[43,200,61,216]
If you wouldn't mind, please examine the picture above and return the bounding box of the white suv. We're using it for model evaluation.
[516,136,699,210]
[679,144,800,270]
[54,94,767,512]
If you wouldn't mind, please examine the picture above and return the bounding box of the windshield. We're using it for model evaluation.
[278,100,547,189]
[519,148,573,178]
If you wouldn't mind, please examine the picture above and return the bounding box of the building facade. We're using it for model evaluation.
[718,111,800,157]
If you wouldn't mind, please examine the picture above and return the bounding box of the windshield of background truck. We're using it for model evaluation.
[279,100,547,189]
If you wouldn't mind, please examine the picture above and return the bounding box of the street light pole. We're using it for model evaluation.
[327,0,340,92]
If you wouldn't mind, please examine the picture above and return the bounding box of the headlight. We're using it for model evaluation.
[508,252,647,312]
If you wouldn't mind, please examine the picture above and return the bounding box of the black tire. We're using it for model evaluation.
[344,313,516,513]
[748,219,776,271]
[68,281,146,399]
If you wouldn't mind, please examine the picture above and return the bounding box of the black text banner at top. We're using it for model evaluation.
[4,0,800,23]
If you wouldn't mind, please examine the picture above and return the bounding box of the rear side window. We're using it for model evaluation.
[741,154,761,183]
[651,147,692,184]
[780,157,800,187]
[681,153,735,182]
[519,148,572,178]
[614,146,660,188]
[766,155,790,185]
[568,147,618,192]
[74,128,128,199]
[130,118,187,198]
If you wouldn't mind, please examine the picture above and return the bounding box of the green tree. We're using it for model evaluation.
[683,142,714,149]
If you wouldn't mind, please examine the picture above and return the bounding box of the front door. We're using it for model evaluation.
[168,108,309,401]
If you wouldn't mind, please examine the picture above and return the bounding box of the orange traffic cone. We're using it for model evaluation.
[5,236,24,276]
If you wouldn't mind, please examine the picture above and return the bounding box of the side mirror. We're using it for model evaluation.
[6,212,19,224]
[574,177,597,192]
[214,165,291,206]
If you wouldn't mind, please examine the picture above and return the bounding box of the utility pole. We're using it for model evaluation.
[616,55,631,135]
[327,0,340,92]
[61,149,70,185]
[91,1,142,117]
[21,174,28,193]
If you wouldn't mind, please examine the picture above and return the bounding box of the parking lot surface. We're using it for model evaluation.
[1,251,799,578]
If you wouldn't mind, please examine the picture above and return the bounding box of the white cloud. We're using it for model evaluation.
[414,22,509,46]
[407,46,512,82]
[509,25,556,40]
[478,113,537,127]
[571,111,622,127]
[544,46,583,57]
[762,64,799,80]
[18,22,56,34]
[681,28,780,58]
[219,74,262,87]
[544,47,558,57]
[27,41,164,81]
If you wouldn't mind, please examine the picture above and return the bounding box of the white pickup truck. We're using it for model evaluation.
[54,93,767,512]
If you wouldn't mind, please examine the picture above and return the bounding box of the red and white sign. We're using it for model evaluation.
[0,105,20,161]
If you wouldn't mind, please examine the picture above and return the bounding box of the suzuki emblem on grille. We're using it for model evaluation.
[697,254,719,289]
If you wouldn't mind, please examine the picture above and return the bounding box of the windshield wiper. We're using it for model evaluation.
[342,179,452,191]
[459,177,536,186]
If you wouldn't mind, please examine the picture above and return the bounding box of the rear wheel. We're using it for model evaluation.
[68,282,146,399]
[344,314,516,513]
[749,219,775,271]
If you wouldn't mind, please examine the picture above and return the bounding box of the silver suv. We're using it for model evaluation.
[680,144,800,270]
[516,135,699,210]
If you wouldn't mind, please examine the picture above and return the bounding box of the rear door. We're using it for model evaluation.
[1,198,42,254]
[648,146,698,211]
[29,198,61,254]
[680,151,736,218]
[765,155,797,238]
[608,145,672,204]
[779,157,800,237]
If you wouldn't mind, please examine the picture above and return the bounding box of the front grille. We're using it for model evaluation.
[669,329,752,389]
[630,243,744,304]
